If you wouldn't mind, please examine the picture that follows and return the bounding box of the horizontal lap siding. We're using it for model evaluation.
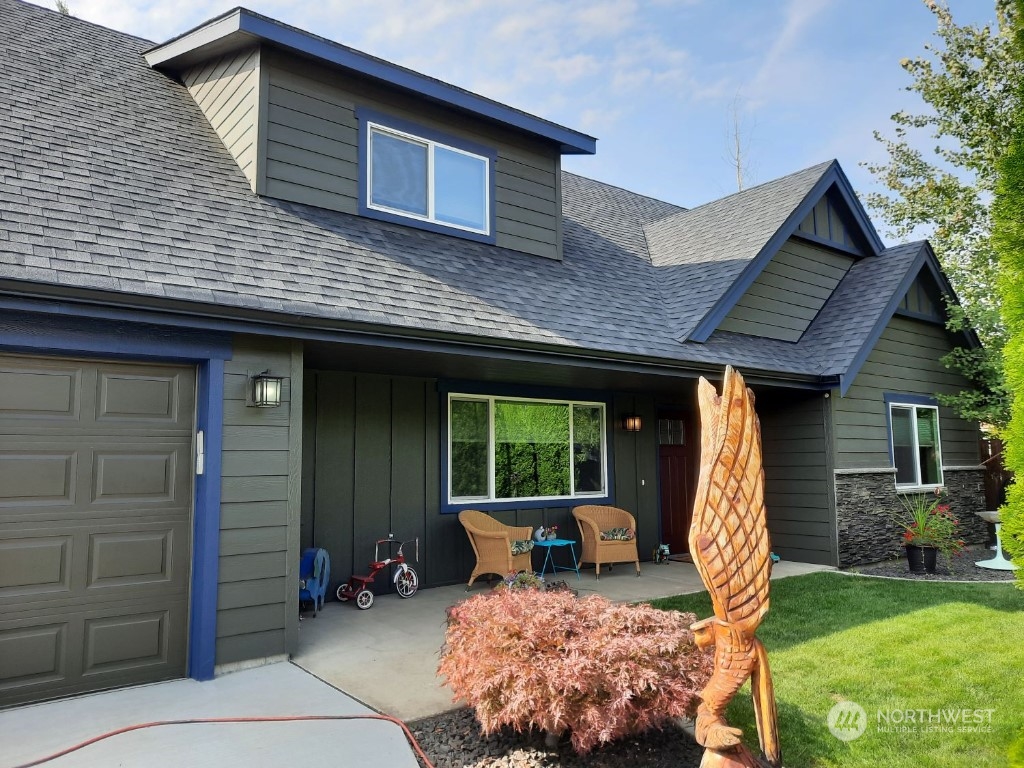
[835,316,980,469]
[217,337,301,666]
[263,51,561,259]
[758,393,835,565]
[184,47,260,190]
[719,238,854,341]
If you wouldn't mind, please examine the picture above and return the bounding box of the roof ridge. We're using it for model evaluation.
[676,159,835,215]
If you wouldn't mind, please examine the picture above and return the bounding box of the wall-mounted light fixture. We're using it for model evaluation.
[248,370,284,408]
[622,414,642,432]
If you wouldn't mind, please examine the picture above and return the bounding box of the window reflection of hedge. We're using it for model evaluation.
[495,401,570,498]
[451,399,488,497]
[573,405,603,493]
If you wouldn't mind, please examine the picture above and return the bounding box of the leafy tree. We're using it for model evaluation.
[865,0,1019,428]
[994,0,1024,583]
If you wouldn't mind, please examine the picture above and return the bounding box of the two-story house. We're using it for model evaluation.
[0,0,987,707]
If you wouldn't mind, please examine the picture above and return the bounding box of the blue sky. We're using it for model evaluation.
[50,0,998,235]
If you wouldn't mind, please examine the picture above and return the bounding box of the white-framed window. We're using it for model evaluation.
[448,395,607,503]
[367,122,490,235]
[889,402,943,488]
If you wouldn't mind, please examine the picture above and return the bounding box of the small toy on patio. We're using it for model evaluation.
[336,534,419,610]
[298,547,331,618]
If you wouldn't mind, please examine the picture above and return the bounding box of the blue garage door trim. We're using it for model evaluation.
[0,309,231,682]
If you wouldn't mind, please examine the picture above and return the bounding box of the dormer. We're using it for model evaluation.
[145,8,595,260]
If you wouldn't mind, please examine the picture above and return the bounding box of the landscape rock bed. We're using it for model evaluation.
[850,546,1016,582]
[407,707,703,768]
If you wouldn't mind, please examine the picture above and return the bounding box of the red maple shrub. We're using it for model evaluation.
[438,588,713,754]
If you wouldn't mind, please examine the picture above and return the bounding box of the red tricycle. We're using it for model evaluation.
[336,535,419,609]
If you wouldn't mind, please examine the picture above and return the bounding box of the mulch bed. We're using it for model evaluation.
[407,707,704,768]
[847,546,1017,582]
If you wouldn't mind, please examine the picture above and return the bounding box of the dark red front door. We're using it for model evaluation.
[658,416,692,554]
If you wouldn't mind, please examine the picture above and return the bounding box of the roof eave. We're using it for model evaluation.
[144,8,596,155]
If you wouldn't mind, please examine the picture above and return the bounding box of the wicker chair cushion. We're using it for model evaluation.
[600,527,635,541]
[511,539,535,555]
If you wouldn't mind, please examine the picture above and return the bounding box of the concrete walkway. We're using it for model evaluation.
[293,558,830,721]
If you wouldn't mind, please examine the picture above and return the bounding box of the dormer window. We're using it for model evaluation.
[358,109,496,243]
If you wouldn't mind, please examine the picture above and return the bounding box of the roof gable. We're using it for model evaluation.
[650,160,883,344]
[145,7,595,155]
[800,241,977,395]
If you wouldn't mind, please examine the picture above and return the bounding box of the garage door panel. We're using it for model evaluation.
[0,363,82,422]
[0,451,76,507]
[93,451,180,504]
[0,535,71,596]
[0,354,194,707]
[96,365,194,428]
[88,528,177,588]
[83,610,172,675]
[0,624,67,692]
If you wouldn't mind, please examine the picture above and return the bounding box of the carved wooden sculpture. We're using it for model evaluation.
[688,366,781,768]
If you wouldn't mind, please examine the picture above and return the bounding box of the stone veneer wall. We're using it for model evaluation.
[835,468,988,567]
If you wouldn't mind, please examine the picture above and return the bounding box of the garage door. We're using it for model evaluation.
[0,354,195,707]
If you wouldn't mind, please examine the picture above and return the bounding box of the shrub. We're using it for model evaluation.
[438,588,713,754]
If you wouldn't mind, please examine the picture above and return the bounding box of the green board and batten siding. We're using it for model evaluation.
[304,373,658,591]
[758,393,835,565]
[832,315,980,469]
[260,50,563,260]
[216,336,302,667]
[183,47,263,192]
[719,238,854,342]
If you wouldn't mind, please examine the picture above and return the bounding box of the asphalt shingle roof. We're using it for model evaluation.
[644,161,834,341]
[0,0,929,384]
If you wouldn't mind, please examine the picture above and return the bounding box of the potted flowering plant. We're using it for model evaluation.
[893,487,966,573]
[544,524,558,540]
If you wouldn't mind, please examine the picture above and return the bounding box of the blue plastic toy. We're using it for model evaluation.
[299,547,330,617]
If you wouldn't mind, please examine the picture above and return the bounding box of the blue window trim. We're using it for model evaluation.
[357,107,497,244]
[0,310,230,682]
[439,381,615,513]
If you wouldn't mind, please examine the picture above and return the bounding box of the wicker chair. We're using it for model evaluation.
[458,510,535,589]
[572,505,641,579]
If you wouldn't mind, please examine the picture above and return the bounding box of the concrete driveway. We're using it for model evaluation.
[0,663,421,768]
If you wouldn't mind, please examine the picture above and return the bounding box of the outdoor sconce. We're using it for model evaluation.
[248,370,283,408]
[622,414,642,432]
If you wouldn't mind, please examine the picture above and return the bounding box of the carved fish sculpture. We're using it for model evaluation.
[688,367,781,768]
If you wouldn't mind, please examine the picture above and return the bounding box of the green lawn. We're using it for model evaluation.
[651,572,1024,768]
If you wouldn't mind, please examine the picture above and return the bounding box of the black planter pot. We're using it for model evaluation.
[905,545,938,574]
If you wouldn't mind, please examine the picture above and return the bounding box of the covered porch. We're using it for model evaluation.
[298,334,837,604]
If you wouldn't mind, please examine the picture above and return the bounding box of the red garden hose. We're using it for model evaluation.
[8,713,435,768]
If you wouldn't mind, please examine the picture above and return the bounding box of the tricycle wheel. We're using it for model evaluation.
[396,568,418,598]
[336,585,349,602]
[355,588,374,609]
